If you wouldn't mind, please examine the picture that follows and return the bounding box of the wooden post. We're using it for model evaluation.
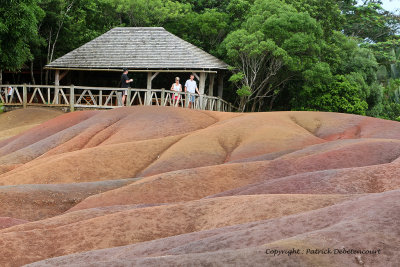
[217,98,221,111]
[127,88,132,106]
[69,85,75,112]
[23,84,27,108]
[161,88,165,106]
[99,90,102,106]
[54,70,60,104]
[208,73,215,96]
[199,72,206,110]
[146,72,152,105]
[117,92,122,106]
[199,72,206,94]
[184,92,188,108]
[218,73,224,98]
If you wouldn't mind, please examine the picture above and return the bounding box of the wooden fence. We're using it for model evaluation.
[0,84,234,112]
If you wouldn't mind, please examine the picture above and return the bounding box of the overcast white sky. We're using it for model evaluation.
[380,0,400,13]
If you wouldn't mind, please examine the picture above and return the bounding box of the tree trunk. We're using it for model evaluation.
[45,29,51,85]
[269,95,277,111]
[40,60,43,85]
[239,96,248,112]
[30,61,36,85]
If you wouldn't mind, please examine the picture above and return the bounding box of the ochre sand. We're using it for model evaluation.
[0,106,399,266]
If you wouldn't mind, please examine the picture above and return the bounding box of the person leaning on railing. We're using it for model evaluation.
[184,74,201,109]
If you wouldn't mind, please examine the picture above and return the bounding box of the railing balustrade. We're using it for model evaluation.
[0,84,234,112]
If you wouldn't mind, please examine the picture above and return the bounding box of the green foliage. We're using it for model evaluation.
[284,0,343,35]
[175,0,231,12]
[226,0,252,29]
[0,0,44,71]
[166,8,229,54]
[237,86,251,97]
[297,71,368,115]
[223,0,324,111]
[362,39,400,84]
[341,0,400,42]
[111,0,190,27]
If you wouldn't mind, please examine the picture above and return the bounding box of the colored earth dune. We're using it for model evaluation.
[0,106,399,266]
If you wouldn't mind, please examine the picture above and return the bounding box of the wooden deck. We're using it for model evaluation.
[0,85,234,112]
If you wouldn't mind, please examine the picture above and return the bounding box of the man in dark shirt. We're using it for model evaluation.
[121,68,133,105]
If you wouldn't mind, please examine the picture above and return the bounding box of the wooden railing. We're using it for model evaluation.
[0,84,234,112]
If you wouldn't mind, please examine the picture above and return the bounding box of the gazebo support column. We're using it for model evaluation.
[54,70,60,104]
[199,72,207,110]
[199,72,206,94]
[218,73,224,98]
[146,72,152,105]
[55,70,60,86]
[146,72,159,105]
[208,73,215,96]
[54,70,68,104]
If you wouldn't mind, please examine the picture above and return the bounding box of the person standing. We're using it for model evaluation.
[184,74,200,108]
[7,83,13,103]
[121,68,133,105]
[170,77,182,106]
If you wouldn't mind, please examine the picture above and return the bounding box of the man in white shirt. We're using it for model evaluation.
[7,85,13,102]
[184,74,201,108]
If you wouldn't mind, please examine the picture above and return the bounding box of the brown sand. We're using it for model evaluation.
[0,106,398,266]
[0,194,356,266]
[0,217,28,230]
[0,108,63,142]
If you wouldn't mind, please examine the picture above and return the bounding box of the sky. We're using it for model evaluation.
[380,0,400,13]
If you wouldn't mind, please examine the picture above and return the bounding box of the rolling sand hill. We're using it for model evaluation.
[0,106,399,266]
[0,108,63,142]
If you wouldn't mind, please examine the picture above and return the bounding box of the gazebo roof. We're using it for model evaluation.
[45,27,228,71]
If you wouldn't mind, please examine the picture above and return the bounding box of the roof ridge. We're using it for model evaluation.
[112,27,165,30]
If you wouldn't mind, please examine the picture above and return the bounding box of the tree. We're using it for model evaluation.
[0,0,43,84]
[110,0,190,27]
[166,8,229,55]
[291,30,380,115]
[363,39,400,82]
[284,0,343,35]
[223,0,323,112]
[341,0,400,42]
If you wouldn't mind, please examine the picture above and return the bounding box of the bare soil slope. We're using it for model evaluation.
[0,106,398,266]
[0,108,63,142]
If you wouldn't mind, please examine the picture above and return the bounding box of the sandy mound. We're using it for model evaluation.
[25,189,400,267]
[69,138,400,211]
[0,179,135,221]
[0,108,63,142]
[0,194,356,266]
[0,106,398,266]
[0,217,28,230]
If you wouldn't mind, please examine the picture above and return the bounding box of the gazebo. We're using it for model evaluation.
[45,27,229,98]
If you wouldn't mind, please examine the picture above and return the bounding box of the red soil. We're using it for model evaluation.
[0,217,28,230]
[0,106,398,266]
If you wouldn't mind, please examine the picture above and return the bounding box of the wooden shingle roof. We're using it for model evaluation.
[46,27,228,71]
